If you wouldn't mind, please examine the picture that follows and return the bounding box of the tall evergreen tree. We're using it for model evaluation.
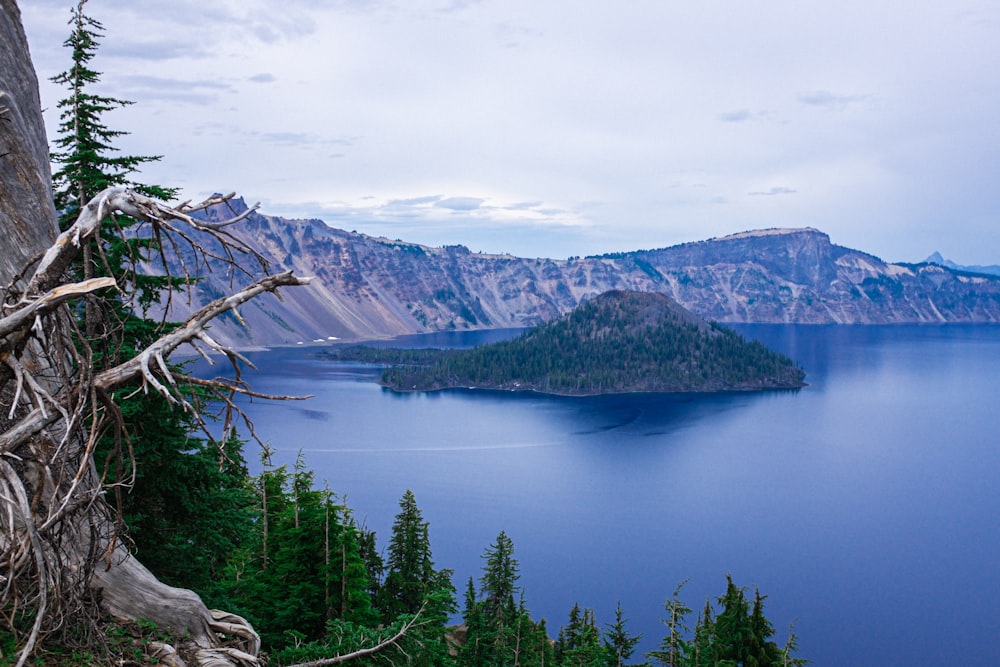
[689,599,717,667]
[557,604,606,666]
[480,530,519,627]
[355,519,384,607]
[221,457,379,649]
[460,531,547,667]
[48,0,260,609]
[779,622,809,667]
[711,576,785,667]
[746,590,783,667]
[647,582,692,667]
[713,575,752,666]
[604,602,643,667]
[381,489,439,618]
[50,0,175,348]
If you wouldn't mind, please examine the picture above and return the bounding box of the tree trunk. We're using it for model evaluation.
[0,0,57,275]
[1,3,284,664]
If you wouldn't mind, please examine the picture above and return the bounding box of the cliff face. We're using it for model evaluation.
[159,202,1000,347]
[631,228,1000,324]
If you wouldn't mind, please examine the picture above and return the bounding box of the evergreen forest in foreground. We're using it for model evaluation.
[0,4,805,665]
[101,447,810,666]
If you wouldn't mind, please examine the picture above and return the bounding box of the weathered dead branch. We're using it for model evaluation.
[284,601,432,667]
[0,185,312,666]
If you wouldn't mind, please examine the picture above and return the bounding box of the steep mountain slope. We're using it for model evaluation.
[157,199,1000,347]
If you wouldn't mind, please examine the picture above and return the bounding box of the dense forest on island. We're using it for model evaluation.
[0,3,805,665]
[331,290,806,395]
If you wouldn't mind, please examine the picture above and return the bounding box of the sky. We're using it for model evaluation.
[17,0,1000,263]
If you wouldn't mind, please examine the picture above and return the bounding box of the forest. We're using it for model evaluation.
[333,291,806,395]
[0,3,805,665]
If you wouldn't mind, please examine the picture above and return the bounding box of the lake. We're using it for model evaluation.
[197,324,1000,666]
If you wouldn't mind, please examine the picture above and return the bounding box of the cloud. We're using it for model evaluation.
[388,195,442,207]
[103,39,212,61]
[798,90,871,110]
[118,75,232,92]
[719,109,753,123]
[718,109,779,123]
[249,129,356,149]
[434,0,487,15]
[493,21,543,49]
[110,75,233,105]
[748,187,798,196]
[258,131,321,148]
[249,73,277,84]
[436,197,485,211]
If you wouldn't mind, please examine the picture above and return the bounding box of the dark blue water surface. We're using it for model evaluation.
[197,325,1000,666]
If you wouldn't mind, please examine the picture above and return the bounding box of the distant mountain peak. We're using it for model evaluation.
[201,193,251,222]
[921,252,1000,276]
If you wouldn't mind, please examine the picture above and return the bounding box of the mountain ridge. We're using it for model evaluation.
[155,198,1000,348]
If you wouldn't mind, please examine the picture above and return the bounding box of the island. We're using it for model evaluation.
[325,290,806,395]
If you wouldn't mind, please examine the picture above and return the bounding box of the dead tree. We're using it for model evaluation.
[1,3,313,665]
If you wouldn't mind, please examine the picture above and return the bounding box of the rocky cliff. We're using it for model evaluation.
[157,199,1000,348]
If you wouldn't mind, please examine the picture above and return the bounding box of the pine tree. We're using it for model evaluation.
[480,530,519,627]
[118,425,256,603]
[647,582,692,667]
[460,531,548,667]
[50,0,176,349]
[557,605,606,666]
[604,602,642,667]
[356,522,384,606]
[713,575,751,666]
[226,457,379,649]
[779,621,808,667]
[381,489,439,618]
[689,599,717,667]
[374,490,456,665]
[707,577,792,667]
[746,589,783,667]
[49,0,261,610]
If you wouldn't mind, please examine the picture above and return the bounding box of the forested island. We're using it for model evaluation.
[327,290,806,395]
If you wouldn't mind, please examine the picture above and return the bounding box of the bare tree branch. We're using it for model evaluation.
[284,602,432,667]
[0,184,313,667]
[93,270,311,406]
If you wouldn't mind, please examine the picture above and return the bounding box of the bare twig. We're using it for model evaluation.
[284,602,431,667]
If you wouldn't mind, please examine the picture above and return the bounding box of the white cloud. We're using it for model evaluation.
[749,187,798,197]
[436,197,485,211]
[797,90,873,111]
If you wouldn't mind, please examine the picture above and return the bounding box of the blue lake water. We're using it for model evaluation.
[197,324,1000,666]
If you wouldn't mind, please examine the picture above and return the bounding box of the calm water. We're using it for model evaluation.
[197,325,1000,666]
